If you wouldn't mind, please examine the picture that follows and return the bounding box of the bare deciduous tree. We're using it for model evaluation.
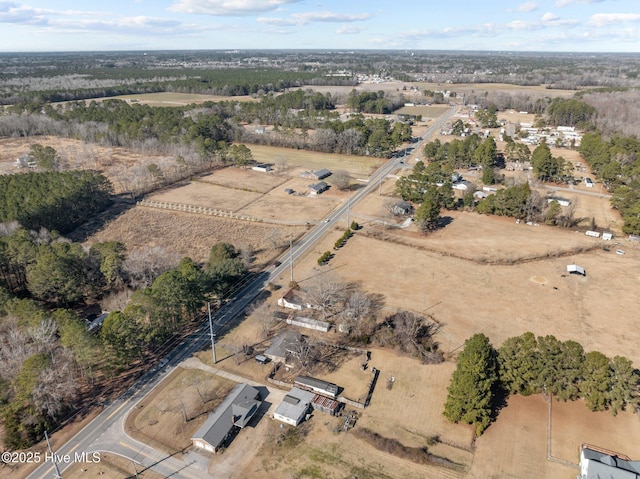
[304,275,347,320]
[331,170,352,191]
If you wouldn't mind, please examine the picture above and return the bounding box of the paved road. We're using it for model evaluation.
[27,105,456,479]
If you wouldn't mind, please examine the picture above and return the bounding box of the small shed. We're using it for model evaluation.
[294,376,339,398]
[252,163,272,173]
[567,264,586,276]
[547,197,571,207]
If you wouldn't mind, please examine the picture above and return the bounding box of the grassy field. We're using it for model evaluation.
[101,92,257,106]
[395,105,450,117]
[125,368,236,456]
[247,144,386,177]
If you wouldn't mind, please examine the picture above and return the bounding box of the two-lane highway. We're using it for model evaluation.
[27,104,457,479]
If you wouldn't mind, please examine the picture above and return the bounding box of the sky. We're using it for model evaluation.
[0,0,639,53]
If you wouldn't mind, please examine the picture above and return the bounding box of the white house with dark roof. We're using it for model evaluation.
[191,384,261,453]
[307,181,329,195]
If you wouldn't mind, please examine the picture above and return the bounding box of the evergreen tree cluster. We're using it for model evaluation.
[0,171,113,234]
[444,332,639,436]
[579,132,640,234]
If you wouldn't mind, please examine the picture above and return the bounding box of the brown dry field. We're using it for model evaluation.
[125,367,235,456]
[0,136,171,194]
[471,394,640,479]
[98,91,257,106]
[295,213,640,366]
[144,146,384,225]
[395,105,450,117]
[297,81,580,100]
[247,144,385,177]
[198,168,289,194]
[86,206,309,267]
[204,303,640,479]
[149,181,263,211]
[62,452,164,479]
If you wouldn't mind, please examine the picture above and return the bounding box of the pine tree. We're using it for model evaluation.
[444,333,499,436]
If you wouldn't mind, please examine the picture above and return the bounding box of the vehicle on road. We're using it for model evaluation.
[324,218,331,223]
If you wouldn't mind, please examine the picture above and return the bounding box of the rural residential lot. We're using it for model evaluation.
[3,77,640,479]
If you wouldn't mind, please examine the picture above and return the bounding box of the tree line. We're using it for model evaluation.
[0,222,248,448]
[579,132,640,234]
[444,332,639,436]
[0,171,113,234]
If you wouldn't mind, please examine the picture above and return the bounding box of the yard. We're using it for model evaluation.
[125,367,236,456]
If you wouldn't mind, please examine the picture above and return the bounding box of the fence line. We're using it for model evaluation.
[137,199,262,223]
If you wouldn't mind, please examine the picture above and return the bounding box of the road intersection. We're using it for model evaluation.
[27,106,456,479]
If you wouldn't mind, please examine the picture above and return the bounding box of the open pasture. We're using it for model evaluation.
[103,92,257,106]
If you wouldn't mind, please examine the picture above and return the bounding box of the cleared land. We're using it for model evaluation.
[100,92,257,106]
[395,105,450,117]
[86,207,309,268]
[296,212,640,366]
[0,136,172,195]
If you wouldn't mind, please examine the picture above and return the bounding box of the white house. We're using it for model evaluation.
[273,387,315,426]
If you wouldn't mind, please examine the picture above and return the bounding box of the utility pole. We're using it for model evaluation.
[207,302,216,364]
[131,460,140,479]
[45,431,62,479]
[289,237,294,284]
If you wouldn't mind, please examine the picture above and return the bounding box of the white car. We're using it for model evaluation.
[616,249,625,255]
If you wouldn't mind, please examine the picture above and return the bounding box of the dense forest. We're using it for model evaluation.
[0,171,113,234]
[0,222,247,448]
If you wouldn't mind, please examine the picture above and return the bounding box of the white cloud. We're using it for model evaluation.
[542,12,560,22]
[517,2,540,12]
[589,13,640,27]
[336,25,364,34]
[555,0,605,7]
[168,0,303,16]
[258,11,370,26]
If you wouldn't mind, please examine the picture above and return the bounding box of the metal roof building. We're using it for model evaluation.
[294,375,339,398]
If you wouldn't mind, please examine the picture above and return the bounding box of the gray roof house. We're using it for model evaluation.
[191,384,261,453]
[580,444,640,479]
[308,181,329,195]
[264,331,302,365]
[273,387,315,426]
[391,200,413,216]
[300,169,332,180]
